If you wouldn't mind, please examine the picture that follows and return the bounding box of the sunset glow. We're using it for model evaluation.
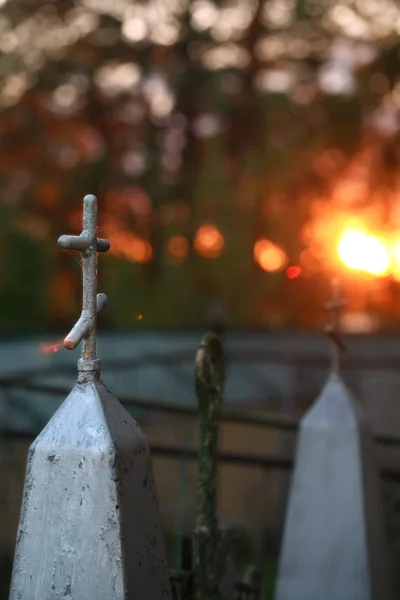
[391,240,400,281]
[337,228,390,276]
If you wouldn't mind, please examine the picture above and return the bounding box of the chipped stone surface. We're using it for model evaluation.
[274,374,391,600]
[10,379,171,600]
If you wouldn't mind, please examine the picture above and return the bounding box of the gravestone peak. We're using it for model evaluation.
[274,283,391,600]
[9,195,171,600]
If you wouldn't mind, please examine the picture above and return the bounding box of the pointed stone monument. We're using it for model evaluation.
[9,195,172,600]
[274,280,392,600]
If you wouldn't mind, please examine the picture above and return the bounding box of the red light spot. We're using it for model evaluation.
[137,314,143,320]
[40,339,64,354]
[286,265,302,279]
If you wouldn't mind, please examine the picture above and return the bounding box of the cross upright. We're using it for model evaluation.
[58,194,110,374]
[324,278,347,374]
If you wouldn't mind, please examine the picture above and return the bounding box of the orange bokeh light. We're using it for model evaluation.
[108,229,152,263]
[254,239,287,272]
[194,224,225,258]
[167,235,189,260]
[129,239,152,263]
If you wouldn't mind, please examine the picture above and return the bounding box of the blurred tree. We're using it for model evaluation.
[0,0,400,332]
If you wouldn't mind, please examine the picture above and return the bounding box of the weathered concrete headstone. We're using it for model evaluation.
[9,195,171,600]
[274,280,392,600]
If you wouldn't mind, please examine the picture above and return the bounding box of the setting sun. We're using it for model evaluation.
[337,228,390,276]
[391,240,400,281]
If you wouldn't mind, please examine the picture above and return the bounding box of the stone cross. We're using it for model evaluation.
[324,278,347,374]
[58,194,109,369]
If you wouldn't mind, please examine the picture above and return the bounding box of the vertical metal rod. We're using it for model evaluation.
[194,332,225,600]
[58,194,110,372]
[331,279,340,375]
[82,195,98,361]
[325,278,347,375]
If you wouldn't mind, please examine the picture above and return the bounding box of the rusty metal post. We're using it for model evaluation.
[9,195,172,600]
[193,332,236,600]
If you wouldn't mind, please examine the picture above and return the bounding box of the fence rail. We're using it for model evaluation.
[4,429,400,483]
[1,345,400,386]
[4,379,400,447]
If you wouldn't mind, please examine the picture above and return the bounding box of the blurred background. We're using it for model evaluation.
[3,0,400,597]
[2,0,400,332]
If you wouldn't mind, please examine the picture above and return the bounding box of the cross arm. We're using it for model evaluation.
[325,299,347,311]
[64,293,108,350]
[58,233,110,252]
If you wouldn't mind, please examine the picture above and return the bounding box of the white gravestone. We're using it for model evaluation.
[9,195,172,600]
[274,280,391,600]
